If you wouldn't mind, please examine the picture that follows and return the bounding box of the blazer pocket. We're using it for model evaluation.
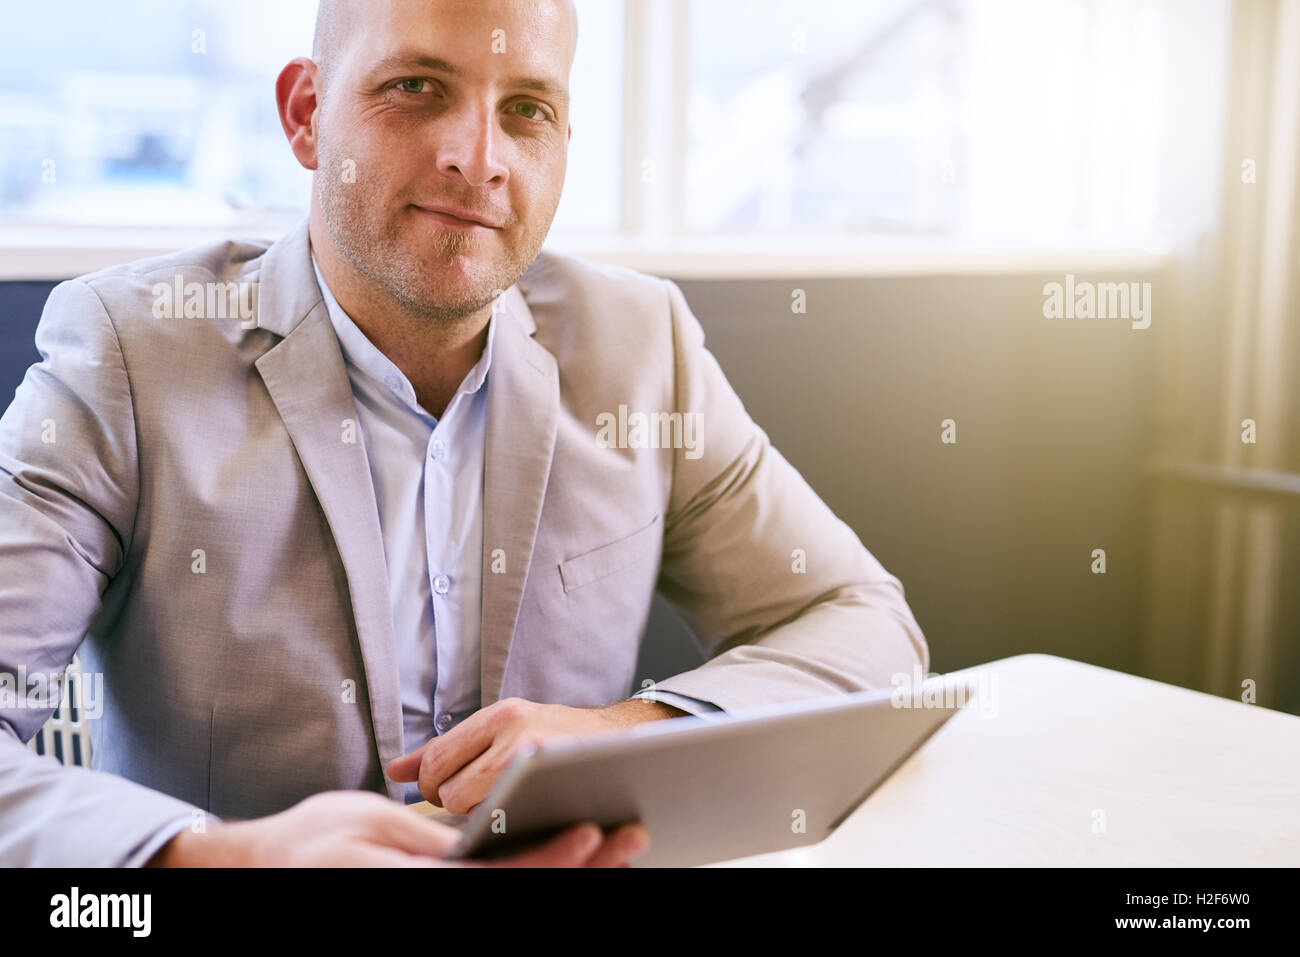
[558,513,662,593]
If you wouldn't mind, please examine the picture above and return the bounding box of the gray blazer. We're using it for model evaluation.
[0,220,928,865]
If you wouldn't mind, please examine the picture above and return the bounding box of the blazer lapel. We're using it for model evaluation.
[480,284,560,705]
[251,221,406,800]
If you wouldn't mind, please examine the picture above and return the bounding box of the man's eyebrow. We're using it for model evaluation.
[369,52,569,104]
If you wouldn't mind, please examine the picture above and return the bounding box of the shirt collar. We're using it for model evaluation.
[311,253,498,417]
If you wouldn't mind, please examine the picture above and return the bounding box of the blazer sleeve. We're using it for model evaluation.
[649,277,930,712]
[0,279,206,866]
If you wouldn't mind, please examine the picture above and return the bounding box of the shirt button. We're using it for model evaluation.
[384,373,402,392]
[435,712,453,733]
[433,574,451,596]
[430,438,447,461]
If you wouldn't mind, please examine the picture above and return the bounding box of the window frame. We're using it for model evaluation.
[0,0,1190,279]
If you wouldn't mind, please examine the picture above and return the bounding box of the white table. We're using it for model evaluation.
[713,653,1300,866]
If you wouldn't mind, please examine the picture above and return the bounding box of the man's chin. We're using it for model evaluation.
[397,251,483,287]
[387,271,499,319]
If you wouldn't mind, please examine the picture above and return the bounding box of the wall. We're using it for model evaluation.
[638,271,1164,687]
[0,270,1165,697]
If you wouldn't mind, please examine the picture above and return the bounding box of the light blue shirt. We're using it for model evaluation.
[310,258,720,804]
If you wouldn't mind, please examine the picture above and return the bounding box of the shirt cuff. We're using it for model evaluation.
[121,815,199,868]
[632,689,724,717]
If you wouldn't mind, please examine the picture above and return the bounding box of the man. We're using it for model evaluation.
[0,0,927,867]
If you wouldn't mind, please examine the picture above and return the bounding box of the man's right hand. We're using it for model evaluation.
[147,790,648,867]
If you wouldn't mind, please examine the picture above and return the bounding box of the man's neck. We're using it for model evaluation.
[309,218,492,419]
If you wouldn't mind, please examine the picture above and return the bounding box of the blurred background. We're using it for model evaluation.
[1,0,1296,716]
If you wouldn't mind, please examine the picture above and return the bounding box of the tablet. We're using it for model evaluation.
[446,681,971,867]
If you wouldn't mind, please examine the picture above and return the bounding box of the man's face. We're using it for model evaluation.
[314,0,573,321]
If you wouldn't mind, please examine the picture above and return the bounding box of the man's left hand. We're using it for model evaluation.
[385,698,689,812]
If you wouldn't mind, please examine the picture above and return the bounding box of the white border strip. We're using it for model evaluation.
[0,228,1172,281]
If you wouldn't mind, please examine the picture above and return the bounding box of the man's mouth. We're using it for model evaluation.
[412,204,501,231]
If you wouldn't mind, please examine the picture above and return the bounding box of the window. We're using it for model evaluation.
[0,0,622,231]
[683,0,1228,246]
[0,0,1229,265]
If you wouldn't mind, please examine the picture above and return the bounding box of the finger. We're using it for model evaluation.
[347,846,446,868]
[413,713,502,803]
[304,836,445,868]
[385,740,432,782]
[487,823,602,868]
[388,705,497,784]
[435,739,529,813]
[368,806,466,858]
[583,823,651,868]
[419,740,490,808]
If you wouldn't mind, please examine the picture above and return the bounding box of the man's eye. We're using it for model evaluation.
[513,101,549,122]
[396,78,431,94]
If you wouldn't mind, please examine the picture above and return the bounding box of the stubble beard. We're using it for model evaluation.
[316,161,536,326]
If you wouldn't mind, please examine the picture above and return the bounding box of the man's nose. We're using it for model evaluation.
[436,104,510,188]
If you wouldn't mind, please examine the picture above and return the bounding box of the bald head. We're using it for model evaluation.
[311,0,359,90]
[312,0,579,103]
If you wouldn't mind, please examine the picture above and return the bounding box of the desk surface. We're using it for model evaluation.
[411,654,1300,866]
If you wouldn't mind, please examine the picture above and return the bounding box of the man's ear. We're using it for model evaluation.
[276,57,321,171]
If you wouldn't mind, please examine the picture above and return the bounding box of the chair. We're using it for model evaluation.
[25,654,93,767]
